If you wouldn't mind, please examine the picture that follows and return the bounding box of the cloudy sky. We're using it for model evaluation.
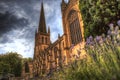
[0,0,69,58]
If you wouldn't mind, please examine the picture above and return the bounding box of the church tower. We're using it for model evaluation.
[32,0,85,77]
[34,3,50,59]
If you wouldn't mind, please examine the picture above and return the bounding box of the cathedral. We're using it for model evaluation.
[33,0,85,77]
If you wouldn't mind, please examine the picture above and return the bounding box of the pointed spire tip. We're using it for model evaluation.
[38,2,47,33]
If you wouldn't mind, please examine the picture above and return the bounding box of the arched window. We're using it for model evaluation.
[45,37,47,44]
[54,47,59,67]
[54,47,58,59]
[42,37,44,44]
[68,10,82,45]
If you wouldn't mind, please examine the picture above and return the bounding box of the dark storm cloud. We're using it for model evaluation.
[0,0,65,57]
[0,0,63,43]
[0,11,29,37]
[0,34,13,43]
[0,0,38,44]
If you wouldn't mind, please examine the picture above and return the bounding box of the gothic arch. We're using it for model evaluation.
[54,47,59,59]
[67,10,82,45]
[67,10,78,23]
[54,47,62,67]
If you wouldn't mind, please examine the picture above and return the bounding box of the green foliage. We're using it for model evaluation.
[0,61,10,75]
[23,57,33,63]
[25,62,29,73]
[0,52,23,77]
[79,0,120,38]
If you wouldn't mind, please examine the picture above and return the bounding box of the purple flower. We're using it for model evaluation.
[109,23,114,28]
[115,26,119,34]
[107,35,111,40]
[117,20,120,26]
[95,36,103,44]
[89,35,93,41]
[95,36,100,42]
[107,30,111,35]
[86,38,90,45]
[86,36,94,45]
[102,37,106,42]
[96,36,102,44]
[90,41,94,45]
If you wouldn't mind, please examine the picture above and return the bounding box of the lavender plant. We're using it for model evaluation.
[51,21,120,80]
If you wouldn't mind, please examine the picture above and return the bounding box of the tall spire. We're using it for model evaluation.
[38,2,47,33]
[48,26,50,33]
[62,0,65,3]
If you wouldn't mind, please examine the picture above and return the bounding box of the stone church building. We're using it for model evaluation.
[32,0,85,77]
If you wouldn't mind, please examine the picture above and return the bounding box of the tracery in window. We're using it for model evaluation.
[42,37,44,44]
[68,10,82,45]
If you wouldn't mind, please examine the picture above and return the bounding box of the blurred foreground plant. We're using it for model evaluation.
[51,23,120,80]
